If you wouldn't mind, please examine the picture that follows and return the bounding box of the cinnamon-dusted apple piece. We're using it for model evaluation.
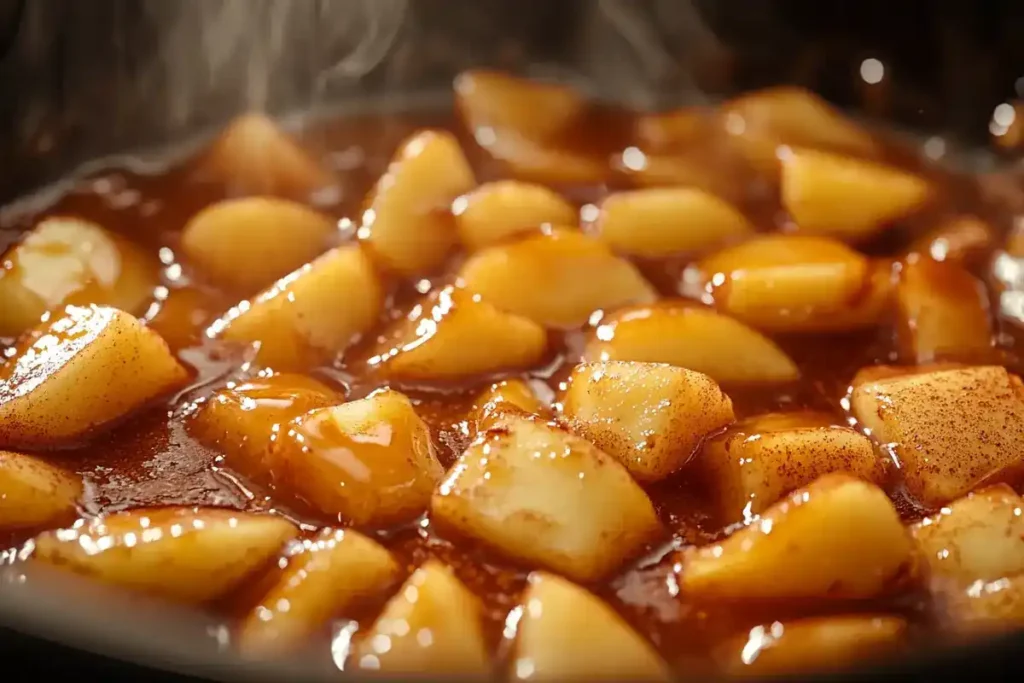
[272,389,443,526]
[210,244,383,371]
[238,529,399,658]
[432,412,661,582]
[895,256,993,363]
[459,228,656,327]
[592,187,754,257]
[781,147,931,241]
[697,411,887,524]
[715,616,907,677]
[851,366,1024,507]
[468,379,548,432]
[453,180,577,251]
[361,130,476,275]
[561,361,735,482]
[200,112,334,198]
[0,304,188,448]
[368,285,547,381]
[0,217,159,338]
[32,508,296,603]
[351,561,490,676]
[681,474,914,599]
[511,572,671,681]
[181,197,335,293]
[584,302,799,384]
[0,450,82,529]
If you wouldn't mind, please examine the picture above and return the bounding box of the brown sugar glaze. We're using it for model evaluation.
[2,95,1024,676]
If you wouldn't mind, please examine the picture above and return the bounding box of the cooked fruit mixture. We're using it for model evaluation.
[3,70,1024,678]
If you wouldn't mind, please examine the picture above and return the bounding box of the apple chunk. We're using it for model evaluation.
[0,450,82,529]
[681,474,913,599]
[210,245,383,371]
[512,571,671,681]
[32,507,296,603]
[369,286,547,381]
[432,412,661,582]
[238,528,399,658]
[561,361,734,482]
[453,180,577,251]
[455,70,583,142]
[469,379,548,431]
[272,389,443,526]
[351,561,490,675]
[697,411,886,523]
[0,304,188,448]
[851,366,1024,507]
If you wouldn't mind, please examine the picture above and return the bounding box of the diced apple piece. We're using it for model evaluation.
[716,616,906,677]
[941,574,1024,633]
[907,215,994,264]
[512,572,671,681]
[210,245,383,370]
[32,507,296,603]
[0,304,188,448]
[432,412,661,582]
[698,235,892,332]
[191,373,342,479]
[895,257,992,363]
[0,217,158,337]
[0,450,81,529]
[361,130,475,275]
[719,86,878,176]
[615,143,758,204]
[911,485,1024,583]
[592,188,754,257]
[849,362,967,388]
[459,228,656,328]
[635,107,709,149]
[851,366,1024,507]
[454,70,583,142]
[469,379,547,431]
[453,180,577,251]
[681,474,913,599]
[181,197,335,293]
[781,148,931,241]
[369,286,547,381]
[584,303,799,384]
[238,528,399,658]
[697,411,886,524]
[272,389,443,526]
[352,561,489,675]
[561,361,734,482]
[200,112,334,198]
[480,132,610,185]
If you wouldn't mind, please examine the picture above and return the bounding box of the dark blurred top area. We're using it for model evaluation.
[1,0,1023,198]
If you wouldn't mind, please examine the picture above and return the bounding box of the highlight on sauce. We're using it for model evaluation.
[2,69,1024,679]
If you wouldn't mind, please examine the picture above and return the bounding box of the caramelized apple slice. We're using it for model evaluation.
[191,373,342,478]
[0,217,158,337]
[561,361,735,482]
[454,70,583,142]
[352,561,489,675]
[681,474,913,599]
[201,112,334,198]
[593,188,754,257]
[698,411,886,524]
[369,286,547,381]
[468,379,548,431]
[0,304,188,448]
[942,574,1024,633]
[896,257,992,363]
[851,366,1024,507]
[239,529,399,658]
[0,450,81,529]
[459,228,656,327]
[512,572,671,681]
[32,508,296,603]
[211,245,383,370]
[272,389,443,526]
[181,197,335,292]
[453,180,577,251]
[907,215,995,265]
[432,412,661,582]
[716,616,906,677]
[361,130,475,275]
[781,148,931,241]
[584,303,799,384]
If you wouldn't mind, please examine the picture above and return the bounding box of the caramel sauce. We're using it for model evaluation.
[2,98,1023,676]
